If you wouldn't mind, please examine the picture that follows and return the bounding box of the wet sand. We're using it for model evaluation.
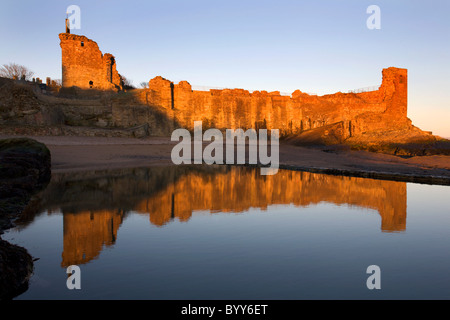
[1,135,450,185]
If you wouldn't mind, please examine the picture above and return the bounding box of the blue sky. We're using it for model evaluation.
[1,0,449,136]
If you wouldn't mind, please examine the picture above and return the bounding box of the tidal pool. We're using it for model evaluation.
[4,165,450,299]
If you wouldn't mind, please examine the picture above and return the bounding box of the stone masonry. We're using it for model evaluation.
[134,67,409,139]
[57,31,411,140]
[59,33,123,91]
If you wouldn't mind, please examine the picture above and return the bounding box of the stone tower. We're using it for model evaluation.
[59,20,123,90]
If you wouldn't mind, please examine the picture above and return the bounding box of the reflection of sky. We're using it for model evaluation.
[406,183,450,231]
[4,181,450,299]
[0,0,449,136]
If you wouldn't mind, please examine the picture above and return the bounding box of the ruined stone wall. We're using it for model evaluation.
[1,65,409,141]
[57,32,408,138]
[59,33,122,90]
[132,67,408,138]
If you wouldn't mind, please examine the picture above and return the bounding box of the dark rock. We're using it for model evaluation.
[0,238,33,300]
[0,138,51,300]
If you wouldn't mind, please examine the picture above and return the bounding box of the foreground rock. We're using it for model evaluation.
[0,138,51,300]
[0,238,33,300]
[284,123,450,157]
[345,128,450,157]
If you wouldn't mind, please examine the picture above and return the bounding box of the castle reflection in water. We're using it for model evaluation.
[15,166,407,268]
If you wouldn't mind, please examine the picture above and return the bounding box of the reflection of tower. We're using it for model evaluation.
[61,210,124,267]
[65,15,70,34]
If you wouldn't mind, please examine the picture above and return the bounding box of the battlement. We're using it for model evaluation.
[59,33,96,43]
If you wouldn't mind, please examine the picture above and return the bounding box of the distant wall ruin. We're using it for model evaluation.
[131,67,409,138]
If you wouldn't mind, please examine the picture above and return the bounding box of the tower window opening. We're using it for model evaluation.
[81,41,84,47]
[89,81,93,88]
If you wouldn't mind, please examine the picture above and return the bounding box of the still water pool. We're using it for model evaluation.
[4,165,450,299]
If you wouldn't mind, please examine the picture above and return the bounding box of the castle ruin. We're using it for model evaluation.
[58,26,413,142]
[59,32,123,90]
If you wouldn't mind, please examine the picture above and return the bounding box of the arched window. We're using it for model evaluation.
[89,81,93,88]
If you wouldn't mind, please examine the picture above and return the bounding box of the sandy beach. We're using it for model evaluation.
[1,135,449,185]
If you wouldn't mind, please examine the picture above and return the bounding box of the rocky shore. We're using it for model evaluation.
[0,138,51,300]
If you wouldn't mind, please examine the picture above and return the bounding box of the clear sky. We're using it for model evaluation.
[1,0,449,136]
